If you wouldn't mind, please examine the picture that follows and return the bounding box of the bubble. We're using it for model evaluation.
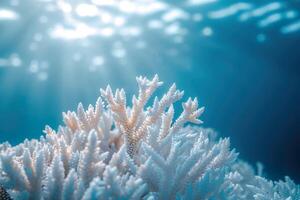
[92,56,105,66]
[29,60,39,73]
[99,27,115,37]
[112,48,126,58]
[113,16,126,27]
[148,20,164,29]
[57,1,72,13]
[100,12,113,23]
[202,27,213,36]
[76,4,99,17]
[165,23,181,35]
[10,54,22,67]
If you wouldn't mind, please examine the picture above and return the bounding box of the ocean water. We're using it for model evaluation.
[0,0,299,183]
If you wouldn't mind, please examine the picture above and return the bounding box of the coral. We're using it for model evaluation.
[0,75,299,200]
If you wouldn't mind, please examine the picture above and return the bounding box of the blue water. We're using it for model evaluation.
[0,0,299,182]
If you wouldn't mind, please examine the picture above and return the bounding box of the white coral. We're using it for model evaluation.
[0,75,298,200]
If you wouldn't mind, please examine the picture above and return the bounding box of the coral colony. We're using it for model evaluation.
[0,75,299,200]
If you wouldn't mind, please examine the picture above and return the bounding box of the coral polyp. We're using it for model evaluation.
[0,75,299,200]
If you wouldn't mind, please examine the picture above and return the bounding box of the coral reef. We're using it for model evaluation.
[0,75,299,200]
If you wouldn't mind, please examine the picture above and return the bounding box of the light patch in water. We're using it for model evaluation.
[11,0,19,7]
[187,0,217,6]
[174,36,184,44]
[91,0,115,6]
[118,0,168,15]
[10,54,22,67]
[285,11,298,19]
[165,23,184,35]
[39,16,48,24]
[29,42,39,51]
[162,9,189,22]
[92,0,168,14]
[148,20,164,29]
[281,20,300,34]
[76,4,99,17]
[29,60,39,73]
[136,1,168,15]
[167,48,179,56]
[258,10,298,28]
[119,1,137,14]
[0,9,19,20]
[112,48,126,58]
[256,33,266,42]
[50,24,98,40]
[120,26,141,37]
[0,59,9,67]
[135,40,146,49]
[113,17,126,27]
[100,12,113,24]
[73,53,82,62]
[192,14,203,22]
[0,54,22,68]
[208,3,252,19]
[202,27,213,36]
[92,56,105,66]
[37,72,48,81]
[57,1,72,13]
[29,60,49,81]
[99,27,115,37]
[40,61,49,70]
[34,33,43,42]
[89,65,100,72]
[258,13,282,27]
[46,3,57,12]
[239,2,282,22]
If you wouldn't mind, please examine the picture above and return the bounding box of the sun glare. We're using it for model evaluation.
[0,0,299,81]
[0,9,19,20]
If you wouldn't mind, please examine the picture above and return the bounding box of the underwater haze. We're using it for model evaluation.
[0,0,300,184]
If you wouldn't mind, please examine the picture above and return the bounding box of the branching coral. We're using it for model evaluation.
[100,75,204,157]
[0,75,299,200]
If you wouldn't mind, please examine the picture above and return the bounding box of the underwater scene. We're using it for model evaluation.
[0,0,300,199]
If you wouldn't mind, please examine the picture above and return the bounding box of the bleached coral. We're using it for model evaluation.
[0,75,299,200]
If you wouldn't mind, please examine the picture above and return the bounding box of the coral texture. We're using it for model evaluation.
[0,75,299,200]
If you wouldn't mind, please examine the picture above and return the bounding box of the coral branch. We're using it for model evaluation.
[0,75,298,200]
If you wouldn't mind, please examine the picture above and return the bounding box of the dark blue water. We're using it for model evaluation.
[0,0,299,182]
